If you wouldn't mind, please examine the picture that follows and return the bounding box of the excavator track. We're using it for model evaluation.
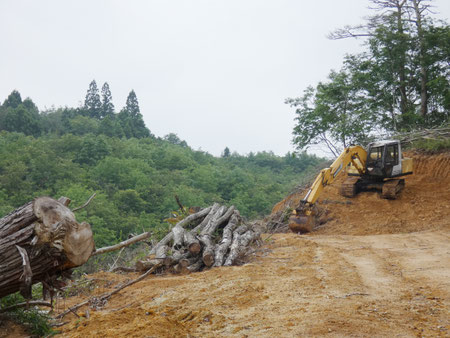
[340,176,360,198]
[381,179,405,199]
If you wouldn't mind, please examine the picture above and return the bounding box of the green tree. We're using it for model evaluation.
[101,82,115,118]
[2,90,22,108]
[288,66,373,155]
[84,80,102,119]
[118,90,150,138]
[163,133,188,147]
[75,135,111,166]
[222,147,231,158]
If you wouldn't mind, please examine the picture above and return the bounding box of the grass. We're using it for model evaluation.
[409,138,450,152]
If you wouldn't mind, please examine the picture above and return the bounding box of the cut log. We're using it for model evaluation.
[223,232,242,267]
[224,228,259,266]
[184,231,201,255]
[201,206,227,235]
[171,224,185,251]
[199,235,215,267]
[136,244,173,271]
[187,259,204,272]
[214,212,240,267]
[0,197,94,299]
[191,203,220,234]
[149,206,212,255]
[199,206,229,267]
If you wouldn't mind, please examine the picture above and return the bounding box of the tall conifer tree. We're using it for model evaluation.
[101,82,115,118]
[84,80,102,119]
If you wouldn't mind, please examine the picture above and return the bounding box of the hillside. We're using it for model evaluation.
[0,131,322,249]
[31,151,448,337]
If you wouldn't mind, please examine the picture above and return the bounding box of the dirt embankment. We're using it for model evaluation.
[272,151,450,235]
[4,152,449,337]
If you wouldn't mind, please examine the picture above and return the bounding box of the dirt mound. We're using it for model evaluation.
[271,152,450,236]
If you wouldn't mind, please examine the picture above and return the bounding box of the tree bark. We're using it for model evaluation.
[0,197,94,299]
[412,0,428,117]
[214,212,240,267]
[183,231,201,255]
[171,224,185,251]
[149,206,212,255]
[199,206,227,267]
[224,225,256,266]
[92,232,151,256]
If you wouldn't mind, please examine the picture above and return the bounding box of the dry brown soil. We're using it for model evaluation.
[9,152,450,337]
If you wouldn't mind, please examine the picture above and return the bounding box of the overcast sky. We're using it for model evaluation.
[1,1,449,156]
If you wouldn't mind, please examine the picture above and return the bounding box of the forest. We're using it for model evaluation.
[0,86,322,247]
[288,0,449,156]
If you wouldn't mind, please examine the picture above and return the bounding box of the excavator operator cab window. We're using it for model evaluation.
[367,146,383,167]
[385,144,399,166]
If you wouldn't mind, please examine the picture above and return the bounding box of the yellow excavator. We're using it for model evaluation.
[289,140,413,233]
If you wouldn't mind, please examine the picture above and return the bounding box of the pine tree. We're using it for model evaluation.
[101,82,115,118]
[222,147,231,158]
[125,90,140,117]
[118,90,150,138]
[84,80,102,119]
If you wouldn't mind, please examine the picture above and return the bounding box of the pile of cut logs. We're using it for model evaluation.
[136,203,261,273]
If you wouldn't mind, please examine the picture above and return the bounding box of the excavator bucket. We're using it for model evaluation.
[288,212,314,233]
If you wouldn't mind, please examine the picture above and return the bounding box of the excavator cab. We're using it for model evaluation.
[365,141,403,178]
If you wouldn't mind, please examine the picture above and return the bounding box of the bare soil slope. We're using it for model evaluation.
[41,152,450,336]
[273,152,450,235]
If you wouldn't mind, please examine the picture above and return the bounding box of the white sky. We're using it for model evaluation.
[1,0,449,156]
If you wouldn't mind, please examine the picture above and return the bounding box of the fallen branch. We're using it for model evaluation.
[0,301,53,313]
[56,263,163,319]
[72,193,96,212]
[92,232,151,256]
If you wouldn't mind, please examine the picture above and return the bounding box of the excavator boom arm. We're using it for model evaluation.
[302,145,367,205]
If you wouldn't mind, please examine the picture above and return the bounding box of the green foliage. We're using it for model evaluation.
[0,128,322,246]
[1,293,55,337]
[410,138,450,152]
[289,4,450,152]
[0,80,323,248]
[101,82,115,118]
[0,95,41,137]
[84,80,102,119]
[118,90,150,139]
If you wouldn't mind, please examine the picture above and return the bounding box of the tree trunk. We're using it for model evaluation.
[0,197,94,299]
[412,0,428,117]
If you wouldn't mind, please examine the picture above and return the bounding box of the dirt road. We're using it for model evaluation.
[57,229,449,337]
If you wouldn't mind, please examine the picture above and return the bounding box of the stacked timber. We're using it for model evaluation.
[136,204,261,273]
[0,197,95,299]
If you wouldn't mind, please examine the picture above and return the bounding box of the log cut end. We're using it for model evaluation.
[33,197,94,267]
[0,196,95,299]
